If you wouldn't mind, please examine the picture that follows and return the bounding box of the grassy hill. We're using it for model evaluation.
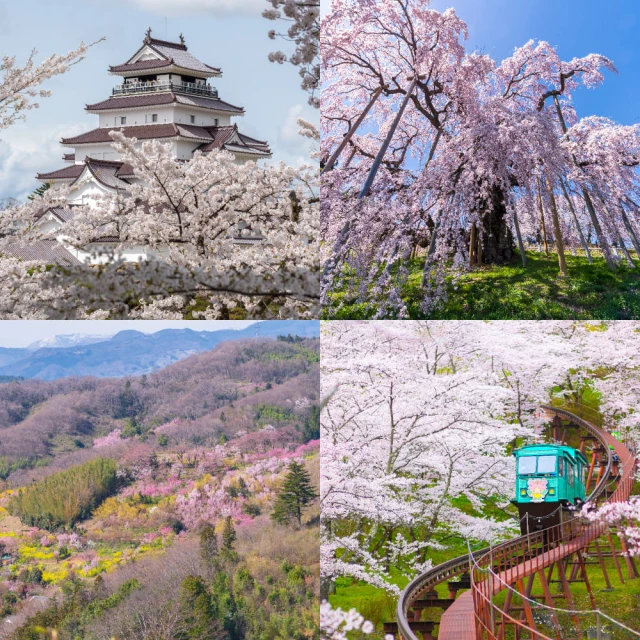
[325,251,640,319]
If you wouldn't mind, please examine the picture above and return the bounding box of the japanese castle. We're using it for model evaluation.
[24,29,271,265]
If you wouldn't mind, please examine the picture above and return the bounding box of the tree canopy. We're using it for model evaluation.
[321,0,640,317]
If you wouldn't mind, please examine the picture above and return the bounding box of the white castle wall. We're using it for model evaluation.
[97,106,233,129]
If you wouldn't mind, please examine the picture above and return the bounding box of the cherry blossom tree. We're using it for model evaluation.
[320,0,640,317]
[264,0,320,108]
[321,321,529,594]
[1,40,101,136]
[320,601,391,640]
[0,129,319,319]
[321,320,640,596]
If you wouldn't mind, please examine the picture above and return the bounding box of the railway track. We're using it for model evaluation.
[393,404,638,640]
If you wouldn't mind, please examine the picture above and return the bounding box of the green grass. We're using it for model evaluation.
[330,496,520,637]
[325,250,640,320]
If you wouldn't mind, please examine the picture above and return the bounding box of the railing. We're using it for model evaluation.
[472,406,636,639]
[112,81,218,98]
[396,547,489,639]
[395,405,635,640]
[472,472,636,639]
[548,398,604,427]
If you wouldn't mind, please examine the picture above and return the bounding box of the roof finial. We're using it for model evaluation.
[179,33,185,46]
[145,27,152,43]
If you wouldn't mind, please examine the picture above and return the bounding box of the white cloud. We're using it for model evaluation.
[275,103,319,167]
[123,0,264,16]
[0,122,90,202]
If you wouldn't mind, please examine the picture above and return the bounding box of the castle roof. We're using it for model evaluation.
[109,34,221,77]
[4,239,81,266]
[37,158,135,183]
[86,92,244,115]
[59,124,271,157]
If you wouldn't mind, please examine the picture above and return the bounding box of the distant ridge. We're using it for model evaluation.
[27,334,112,351]
[0,321,319,381]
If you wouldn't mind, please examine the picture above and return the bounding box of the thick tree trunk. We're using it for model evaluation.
[476,184,513,265]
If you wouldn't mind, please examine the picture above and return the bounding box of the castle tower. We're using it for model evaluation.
[36,29,271,194]
[24,30,270,264]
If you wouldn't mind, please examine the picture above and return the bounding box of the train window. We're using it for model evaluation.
[568,463,574,486]
[537,456,556,474]
[558,458,564,477]
[518,457,537,474]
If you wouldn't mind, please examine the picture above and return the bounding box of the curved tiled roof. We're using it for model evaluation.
[82,164,130,190]
[86,93,243,114]
[4,240,81,266]
[34,206,77,223]
[37,159,135,183]
[110,36,221,76]
[37,164,85,181]
[60,125,270,158]
[62,124,187,145]
[195,125,271,157]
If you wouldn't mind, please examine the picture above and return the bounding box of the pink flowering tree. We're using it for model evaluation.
[0,127,319,319]
[320,320,640,595]
[321,0,640,317]
[263,0,320,108]
[320,601,389,640]
[1,40,102,135]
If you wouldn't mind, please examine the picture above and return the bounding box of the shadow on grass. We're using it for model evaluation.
[326,250,640,320]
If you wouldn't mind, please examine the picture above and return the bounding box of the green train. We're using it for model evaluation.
[512,444,588,533]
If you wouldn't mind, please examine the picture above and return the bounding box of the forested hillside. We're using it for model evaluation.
[0,337,319,639]
[0,337,319,476]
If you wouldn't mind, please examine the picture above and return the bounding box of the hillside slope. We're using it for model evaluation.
[0,337,319,476]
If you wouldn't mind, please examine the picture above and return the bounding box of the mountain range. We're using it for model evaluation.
[0,320,319,380]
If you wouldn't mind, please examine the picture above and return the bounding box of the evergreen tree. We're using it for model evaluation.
[222,516,237,553]
[200,524,219,569]
[27,181,51,201]
[179,575,222,640]
[271,461,317,527]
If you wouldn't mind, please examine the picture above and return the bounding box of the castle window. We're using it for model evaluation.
[152,114,158,123]
[120,117,126,125]
[214,118,219,127]
[190,115,195,124]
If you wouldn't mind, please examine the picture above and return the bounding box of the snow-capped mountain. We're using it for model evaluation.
[0,321,319,380]
[26,334,113,351]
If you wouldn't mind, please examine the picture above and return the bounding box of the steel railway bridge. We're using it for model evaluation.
[386,404,639,640]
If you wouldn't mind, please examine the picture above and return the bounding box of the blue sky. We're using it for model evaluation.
[0,320,257,348]
[320,0,639,125]
[429,0,640,126]
[0,0,317,201]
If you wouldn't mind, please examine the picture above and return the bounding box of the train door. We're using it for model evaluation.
[565,455,575,503]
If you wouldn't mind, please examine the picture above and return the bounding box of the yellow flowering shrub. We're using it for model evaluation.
[42,566,68,583]
[19,545,55,560]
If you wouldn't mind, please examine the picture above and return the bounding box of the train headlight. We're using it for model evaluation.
[520,489,526,496]
[549,488,555,495]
